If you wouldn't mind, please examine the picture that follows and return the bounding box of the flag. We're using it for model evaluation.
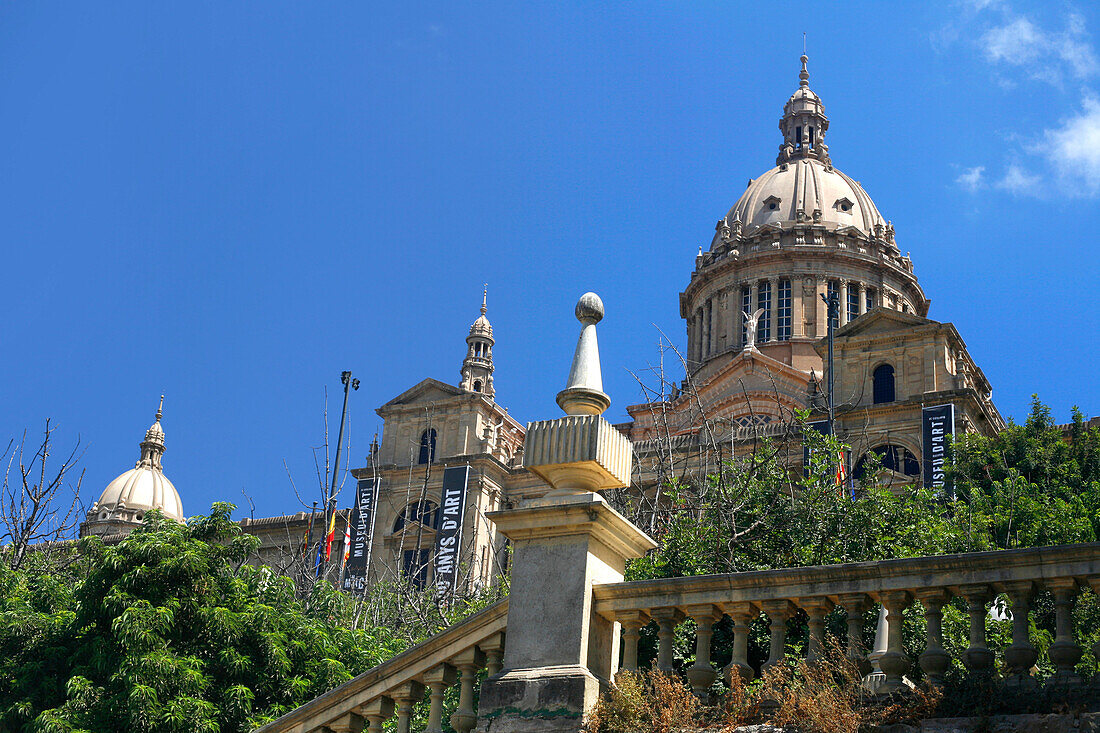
[324,514,336,561]
[340,520,351,575]
[835,450,847,492]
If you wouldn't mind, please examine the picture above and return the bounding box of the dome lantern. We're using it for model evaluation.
[777,55,830,166]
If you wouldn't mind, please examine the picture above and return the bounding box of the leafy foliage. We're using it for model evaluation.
[0,503,406,733]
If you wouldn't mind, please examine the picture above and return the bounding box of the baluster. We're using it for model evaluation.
[1047,578,1084,687]
[914,589,951,687]
[449,647,485,733]
[360,697,394,733]
[878,591,911,694]
[392,681,424,733]
[616,611,648,675]
[422,664,457,733]
[650,607,684,672]
[684,604,720,698]
[801,599,831,664]
[838,593,871,677]
[721,602,755,686]
[760,600,795,672]
[1003,581,1038,688]
[481,633,505,677]
[323,712,364,733]
[960,584,994,673]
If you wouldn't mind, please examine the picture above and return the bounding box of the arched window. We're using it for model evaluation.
[855,444,920,483]
[473,380,482,392]
[392,500,440,533]
[873,364,895,404]
[418,429,437,464]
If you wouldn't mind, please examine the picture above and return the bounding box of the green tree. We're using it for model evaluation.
[0,503,405,733]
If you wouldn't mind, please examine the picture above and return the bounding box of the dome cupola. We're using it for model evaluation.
[460,285,495,397]
[777,55,830,166]
[80,396,185,537]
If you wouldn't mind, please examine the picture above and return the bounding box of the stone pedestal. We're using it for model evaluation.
[476,494,655,733]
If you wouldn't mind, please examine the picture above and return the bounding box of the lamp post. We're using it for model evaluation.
[320,370,359,576]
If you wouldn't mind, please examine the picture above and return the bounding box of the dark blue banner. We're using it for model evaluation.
[922,404,955,497]
[433,465,470,598]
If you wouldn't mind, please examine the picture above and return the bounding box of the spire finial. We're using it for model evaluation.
[799,53,809,88]
[156,394,164,422]
[481,283,488,316]
[555,293,611,416]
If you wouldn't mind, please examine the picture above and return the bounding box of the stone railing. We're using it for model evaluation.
[592,542,1100,695]
[254,599,507,733]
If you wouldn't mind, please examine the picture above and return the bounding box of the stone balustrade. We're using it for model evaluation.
[593,542,1100,695]
[254,600,507,733]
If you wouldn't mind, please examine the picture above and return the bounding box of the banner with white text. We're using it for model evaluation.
[433,465,471,599]
[922,404,955,497]
[342,476,379,592]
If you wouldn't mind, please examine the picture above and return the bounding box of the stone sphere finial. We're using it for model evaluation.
[575,292,604,325]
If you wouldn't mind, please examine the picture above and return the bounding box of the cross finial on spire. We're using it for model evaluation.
[481,283,488,316]
[156,394,164,422]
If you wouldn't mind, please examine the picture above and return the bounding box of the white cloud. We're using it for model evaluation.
[978,11,1098,85]
[995,164,1041,194]
[1038,96,1100,195]
[956,166,986,191]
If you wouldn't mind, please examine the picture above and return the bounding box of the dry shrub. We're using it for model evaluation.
[761,654,864,733]
[586,668,699,733]
[588,645,943,733]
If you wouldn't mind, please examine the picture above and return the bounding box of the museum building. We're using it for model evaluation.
[80,56,1005,593]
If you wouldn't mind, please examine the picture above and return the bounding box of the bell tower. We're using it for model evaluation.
[459,285,495,398]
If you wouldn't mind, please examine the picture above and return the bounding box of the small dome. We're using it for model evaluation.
[94,466,184,522]
[728,158,885,237]
[469,284,493,339]
[87,396,184,528]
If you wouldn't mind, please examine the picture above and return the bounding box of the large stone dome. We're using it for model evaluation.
[728,158,886,238]
[92,464,184,523]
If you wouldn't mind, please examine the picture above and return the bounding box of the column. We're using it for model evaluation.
[722,603,755,685]
[361,698,394,733]
[685,604,720,698]
[960,585,994,673]
[702,301,711,358]
[792,276,805,339]
[1047,579,1084,687]
[915,589,951,687]
[814,277,827,339]
[802,599,831,664]
[423,665,456,733]
[651,607,683,672]
[878,591,912,694]
[858,282,867,315]
[761,600,794,672]
[617,611,647,674]
[449,648,484,733]
[838,279,849,326]
[1003,581,1038,687]
[838,594,871,677]
[768,277,779,343]
[392,681,424,733]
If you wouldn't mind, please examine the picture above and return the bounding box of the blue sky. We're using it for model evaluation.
[3,1,1099,522]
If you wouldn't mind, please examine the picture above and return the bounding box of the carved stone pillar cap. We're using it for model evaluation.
[524,414,632,495]
[556,293,611,417]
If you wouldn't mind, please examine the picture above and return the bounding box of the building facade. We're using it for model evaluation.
[82,55,1005,592]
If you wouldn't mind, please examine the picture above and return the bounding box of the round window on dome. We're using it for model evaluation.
[841,203,851,212]
[768,202,778,211]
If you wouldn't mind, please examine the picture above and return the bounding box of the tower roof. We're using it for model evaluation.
[469,283,493,340]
